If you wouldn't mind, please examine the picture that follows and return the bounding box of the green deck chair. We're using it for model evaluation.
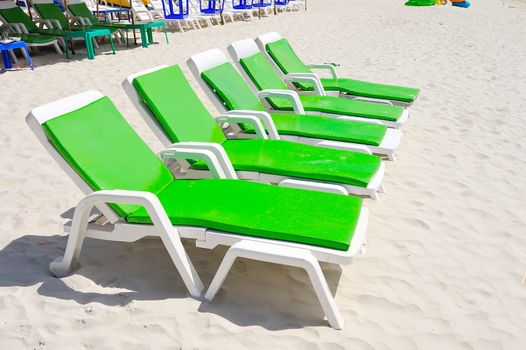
[27,89,369,329]
[256,32,420,106]
[0,2,63,54]
[124,64,387,199]
[188,49,409,129]
[31,0,121,42]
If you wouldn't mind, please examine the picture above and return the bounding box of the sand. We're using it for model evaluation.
[1,0,526,348]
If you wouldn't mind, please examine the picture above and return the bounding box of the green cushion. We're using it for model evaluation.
[243,113,387,146]
[319,78,420,103]
[42,96,174,217]
[67,3,98,24]
[132,65,226,144]
[239,52,289,91]
[0,7,39,33]
[127,179,363,251]
[193,139,382,187]
[34,3,69,29]
[266,38,419,102]
[11,33,56,44]
[201,62,266,112]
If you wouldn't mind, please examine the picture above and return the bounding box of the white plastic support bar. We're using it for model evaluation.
[204,240,344,329]
[222,110,281,140]
[278,179,348,195]
[284,73,326,96]
[49,190,204,298]
[160,142,237,179]
[257,89,306,115]
[315,141,373,155]
[216,114,268,140]
[307,64,339,79]
[352,96,394,106]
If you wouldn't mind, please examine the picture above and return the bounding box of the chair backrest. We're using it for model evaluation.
[125,64,227,145]
[257,33,311,75]
[152,0,189,19]
[187,49,266,112]
[0,2,40,33]
[66,0,98,24]
[26,91,175,220]
[32,0,69,29]
[231,0,251,10]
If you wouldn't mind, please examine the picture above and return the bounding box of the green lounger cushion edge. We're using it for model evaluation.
[127,178,362,251]
[265,38,420,103]
[192,139,382,188]
[0,7,40,33]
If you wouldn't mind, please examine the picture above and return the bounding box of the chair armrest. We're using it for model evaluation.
[315,141,372,155]
[160,142,237,179]
[307,64,339,79]
[0,23,22,34]
[284,73,326,96]
[221,110,281,140]
[257,89,306,114]
[278,179,348,195]
[216,115,268,140]
[352,96,394,106]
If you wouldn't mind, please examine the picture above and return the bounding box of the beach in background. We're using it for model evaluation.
[1,0,526,348]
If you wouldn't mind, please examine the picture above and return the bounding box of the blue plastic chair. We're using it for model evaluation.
[160,0,189,19]
[275,0,289,5]
[252,0,272,8]
[198,0,223,15]
[0,41,33,70]
[232,0,252,10]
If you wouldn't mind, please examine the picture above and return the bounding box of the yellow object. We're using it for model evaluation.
[101,0,150,8]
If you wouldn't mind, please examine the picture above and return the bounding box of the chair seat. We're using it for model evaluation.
[11,33,56,44]
[242,112,387,146]
[320,78,420,103]
[127,179,362,251]
[192,139,382,187]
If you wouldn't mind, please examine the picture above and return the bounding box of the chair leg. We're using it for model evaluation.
[204,240,344,329]
[53,42,63,55]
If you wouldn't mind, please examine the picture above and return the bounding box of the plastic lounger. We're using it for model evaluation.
[123,64,386,199]
[0,2,63,54]
[256,32,420,106]
[26,90,369,329]
[185,48,402,159]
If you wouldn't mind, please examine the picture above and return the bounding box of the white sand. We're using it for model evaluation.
[1,0,526,348]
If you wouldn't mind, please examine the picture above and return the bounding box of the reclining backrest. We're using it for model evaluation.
[239,51,289,91]
[67,1,98,24]
[33,1,69,29]
[0,4,40,33]
[264,38,312,75]
[131,64,227,144]
[28,92,174,218]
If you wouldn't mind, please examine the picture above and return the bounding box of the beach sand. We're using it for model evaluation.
[1,0,526,348]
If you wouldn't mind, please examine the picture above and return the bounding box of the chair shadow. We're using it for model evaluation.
[0,233,343,330]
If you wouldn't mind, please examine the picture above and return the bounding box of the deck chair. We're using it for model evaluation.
[0,2,63,54]
[225,41,409,128]
[256,32,420,106]
[124,64,387,199]
[186,49,402,160]
[30,0,122,44]
[27,90,369,329]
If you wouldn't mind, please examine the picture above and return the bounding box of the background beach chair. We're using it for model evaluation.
[256,32,420,106]
[124,64,387,199]
[27,90,369,329]
[228,39,409,128]
[0,1,63,54]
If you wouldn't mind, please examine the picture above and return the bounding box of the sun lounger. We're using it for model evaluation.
[124,64,387,198]
[185,48,402,160]
[226,40,409,128]
[256,32,420,106]
[0,2,63,54]
[26,90,369,329]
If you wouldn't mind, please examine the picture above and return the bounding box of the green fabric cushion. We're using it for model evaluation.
[127,179,362,251]
[319,78,420,103]
[0,7,39,33]
[201,62,266,112]
[11,33,56,44]
[132,65,226,144]
[242,113,387,146]
[34,3,69,29]
[239,52,289,91]
[193,139,382,187]
[67,3,98,24]
[266,38,419,102]
[42,96,174,217]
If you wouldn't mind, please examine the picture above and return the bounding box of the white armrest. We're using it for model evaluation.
[278,179,349,195]
[284,73,326,96]
[315,141,372,155]
[0,23,22,34]
[307,64,339,79]
[160,142,237,179]
[257,89,306,115]
[336,116,383,125]
[352,96,393,106]
[48,18,63,29]
[70,16,84,25]
[216,114,268,140]
[222,110,281,140]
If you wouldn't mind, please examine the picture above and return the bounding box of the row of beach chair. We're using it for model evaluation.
[27,33,419,329]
